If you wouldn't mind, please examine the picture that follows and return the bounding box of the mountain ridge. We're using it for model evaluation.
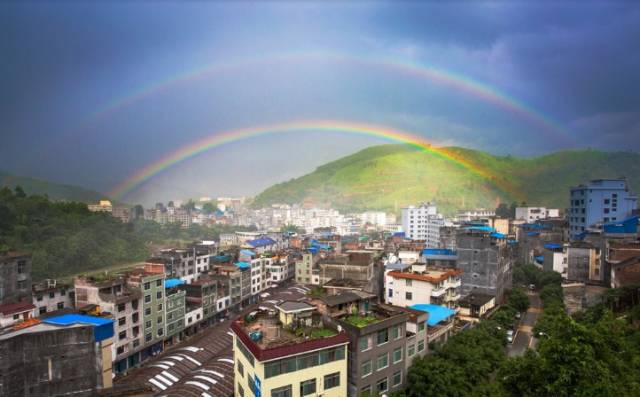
[0,171,108,203]
[253,145,640,214]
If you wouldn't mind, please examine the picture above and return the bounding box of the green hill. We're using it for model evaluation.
[253,145,640,214]
[0,171,107,203]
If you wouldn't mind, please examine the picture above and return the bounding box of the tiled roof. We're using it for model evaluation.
[388,269,462,283]
[0,301,35,316]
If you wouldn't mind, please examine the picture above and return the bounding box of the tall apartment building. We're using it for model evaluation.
[74,276,142,373]
[127,268,166,357]
[401,203,446,247]
[231,303,349,397]
[296,252,315,284]
[164,280,186,345]
[455,227,513,303]
[569,179,637,238]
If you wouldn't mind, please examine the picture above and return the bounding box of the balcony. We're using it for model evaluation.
[431,288,446,297]
[447,279,461,288]
[444,293,461,302]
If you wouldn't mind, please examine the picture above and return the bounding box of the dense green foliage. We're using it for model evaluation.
[507,288,530,313]
[0,188,255,280]
[0,170,107,203]
[254,144,640,213]
[0,187,148,280]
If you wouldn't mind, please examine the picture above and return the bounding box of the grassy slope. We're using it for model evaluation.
[0,171,107,203]
[253,145,640,214]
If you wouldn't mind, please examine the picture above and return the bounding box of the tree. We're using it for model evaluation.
[495,203,511,218]
[507,288,530,313]
[202,202,216,215]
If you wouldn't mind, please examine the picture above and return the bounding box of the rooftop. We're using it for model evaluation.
[276,301,314,313]
[459,293,495,307]
[388,268,462,284]
[409,304,456,326]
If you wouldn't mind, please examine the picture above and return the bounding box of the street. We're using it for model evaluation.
[507,291,542,357]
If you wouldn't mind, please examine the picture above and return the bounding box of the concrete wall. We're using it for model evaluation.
[0,254,32,304]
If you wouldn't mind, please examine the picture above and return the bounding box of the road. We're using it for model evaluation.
[508,291,542,357]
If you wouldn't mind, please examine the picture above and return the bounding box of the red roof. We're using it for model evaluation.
[230,321,348,361]
[0,301,35,315]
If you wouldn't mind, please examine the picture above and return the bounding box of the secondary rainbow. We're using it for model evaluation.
[110,120,522,201]
[86,51,572,145]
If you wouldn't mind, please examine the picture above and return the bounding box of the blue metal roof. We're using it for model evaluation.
[535,255,544,264]
[246,237,277,248]
[526,231,540,237]
[409,304,456,326]
[544,243,563,250]
[310,239,331,250]
[490,232,507,239]
[165,278,185,289]
[235,261,251,269]
[42,314,114,342]
[603,216,638,234]
[240,249,256,257]
[507,240,518,245]
[465,226,496,232]
[307,247,319,255]
[422,248,456,256]
[393,232,405,237]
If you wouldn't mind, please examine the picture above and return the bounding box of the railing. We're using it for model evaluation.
[431,288,446,297]
[447,279,461,288]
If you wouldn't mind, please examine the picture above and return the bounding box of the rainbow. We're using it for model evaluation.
[86,51,572,145]
[110,120,522,201]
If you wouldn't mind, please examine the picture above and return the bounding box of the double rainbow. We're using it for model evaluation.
[110,120,521,201]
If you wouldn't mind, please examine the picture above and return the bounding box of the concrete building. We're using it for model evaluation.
[335,304,409,397]
[569,179,637,238]
[179,276,217,327]
[515,207,560,222]
[566,242,601,283]
[32,280,74,316]
[0,300,36,328]
[88,200,113,213]
[127,267,166,357]
[385,267,462,309]
[231,304,349,397]
[0,251,32,305]
[296,253,316,284]
[455,227,513,303]
[458,293,496,320]
[454,209,495,222]
[74,275,142,373]
[401,203,446,246]
[164,279,186,345]
[0,314,114,397]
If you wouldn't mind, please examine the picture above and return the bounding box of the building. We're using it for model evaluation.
[454,209,495,222]
[401,203,447,246]
[0,300,36,328]
[515,207,560,222]
[455,226,513,303]
[458,293,496,320]
[566,242,600,283]
[164,279,186,345]
[385,267,462,309]
[32,280,74,316]
[296,252,316,284]
[569,179,637,238]
[231,303,349,397]
[127,267,166,358]
[0,314,114,397]
[178,276,218,327]
[0,251,32,305]
[611,256,640,288]
[88,200,113,213]
[74,275,142,373]
[334,304,409,397]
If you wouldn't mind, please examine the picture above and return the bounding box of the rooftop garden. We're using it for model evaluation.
[306,287,326,297]
[310,328,338,338]
[343,314,379,328]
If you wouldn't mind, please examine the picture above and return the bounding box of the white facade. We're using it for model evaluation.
[454,209,495,222]
[33,286,73,316]
[385,268,461,309]
[184,307,203,328]
[515,207,560,222]
[401,204,446,247]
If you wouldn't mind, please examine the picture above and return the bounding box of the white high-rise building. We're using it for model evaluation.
[401,203,446,247]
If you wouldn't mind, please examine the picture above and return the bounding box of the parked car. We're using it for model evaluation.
[506,329,515,344]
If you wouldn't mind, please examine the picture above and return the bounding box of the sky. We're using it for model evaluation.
[1,2,639,204]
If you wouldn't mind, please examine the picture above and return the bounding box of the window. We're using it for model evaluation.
[376,377,388,393]
[405,292,413,301]
[388,288,393,298]
[377,353,389,370]
[119,330,127,340]
[418,339,425,352]
[300,379,316,396]
[157,328,163,337]
[145,320,151,329]
[361,385,372,395]
[49,292,55,299]
[377,329,389,345]
[406,279,412,286]
[271,385,292,397]
[392,326,402,339]
[393,370,402,387]
[57,302,64,310]
[116,346,125,355]
[36,294,43,301]
[133,339,140,348]
[144,295,151,304]
[418,322,425,332]
[13,314,19,320]
[157,291,163,300]
[362,360,372,377]
[144,307,151,316]
[157,316,162,324]
[238,384,244,397]
[39,306,47,315]
[145,333,152,342]
[408,344,415,356]
[118,317,126,326]
[359,336,371,352]
[144,282,150,290]
[117,303,126,312]
[393,347,403,363]
[324,372,340,389]
[156,279,162,287]
[158,303,163,311]
[237,361,244,377]
[604,199,610,204]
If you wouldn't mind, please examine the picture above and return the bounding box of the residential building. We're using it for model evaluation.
[385,267,462,309]
[0,251,32,305]
[296,252,316,284]
[231,303,349,397]
[164,279,186,345]
[88,199,113,213]
[401,203,447,246]
[419,248,457,268]
[32,280,74,316]
[611,256,640,288]
[74,275,142,373]
[569,179,637,238]
[179,276,217,327]
[127,267,166,359]
[454,209,495,222]
[0,301,36,328]
[566,242,601,283]
[458,293,496,320]
[515,207,560,222]
[455,226,513,303]
[0,314,114,397]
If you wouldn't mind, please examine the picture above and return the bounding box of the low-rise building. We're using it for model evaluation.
[458,293,496,320]
[231,303,349,397]
[385,267,462,309]
[32,280,74,316]
[0,251,32,305]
